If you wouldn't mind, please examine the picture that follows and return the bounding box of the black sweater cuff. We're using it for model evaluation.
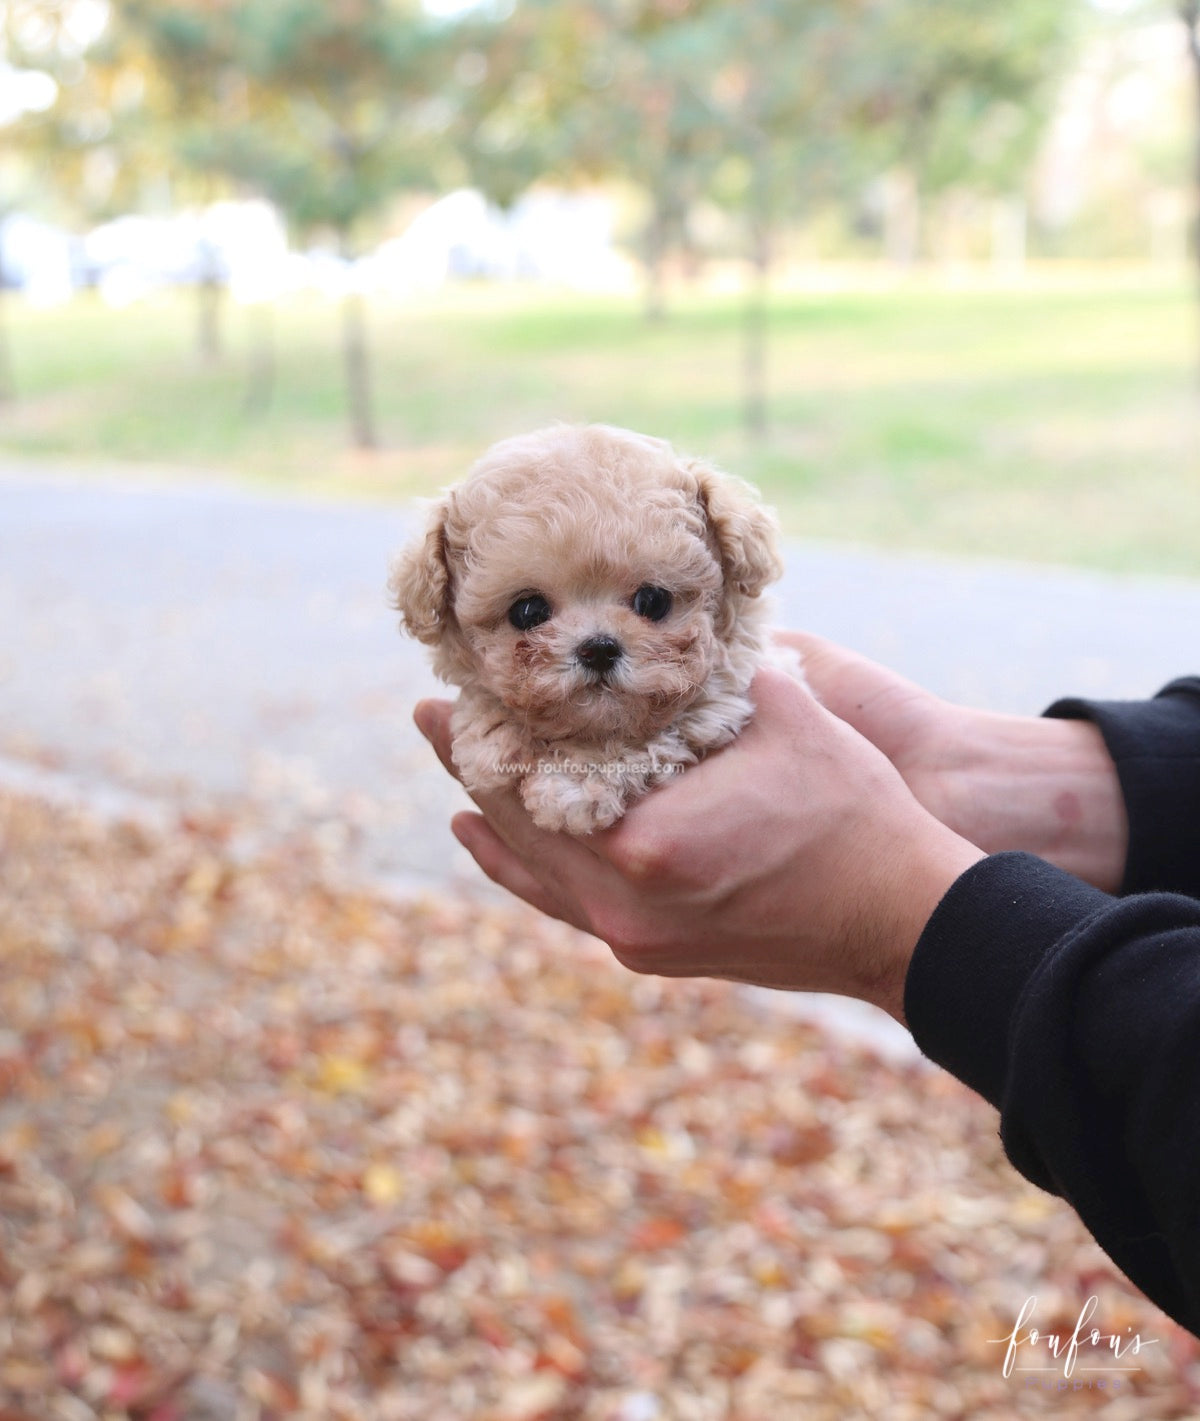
[904,851,1113,1108]
[1044,677,1200,897]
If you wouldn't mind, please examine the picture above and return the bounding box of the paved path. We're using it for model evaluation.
[4,468,1199,1056]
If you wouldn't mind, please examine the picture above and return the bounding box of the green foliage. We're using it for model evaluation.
[439,0,1089,345]
[1,0,168,223]
[101,0,468,247]
[468,0,1085,217]
[4,0,1094,256]
[853,0,1084,195]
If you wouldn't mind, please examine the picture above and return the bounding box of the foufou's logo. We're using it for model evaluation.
[991,1296,1158,1386]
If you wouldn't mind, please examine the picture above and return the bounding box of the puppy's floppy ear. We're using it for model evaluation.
[389,498,453,645]
[686,458,782,597]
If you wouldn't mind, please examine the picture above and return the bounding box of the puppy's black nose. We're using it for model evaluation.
[576,634,623,676]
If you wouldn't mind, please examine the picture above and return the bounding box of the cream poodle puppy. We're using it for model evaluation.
[391,423,793,835]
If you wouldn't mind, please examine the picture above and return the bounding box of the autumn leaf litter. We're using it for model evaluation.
[1,790,1198,1420]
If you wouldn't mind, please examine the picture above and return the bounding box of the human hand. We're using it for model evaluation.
[780,631,1128,893]
[415,669,984,1025]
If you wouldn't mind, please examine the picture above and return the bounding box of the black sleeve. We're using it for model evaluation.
[1044,676,1200,897]
[906,855,1200,1336]
[904,678,1200,1337]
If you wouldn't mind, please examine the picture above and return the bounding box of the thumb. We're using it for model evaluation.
[774,631,938,758]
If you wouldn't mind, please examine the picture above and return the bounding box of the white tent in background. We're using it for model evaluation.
[0,214,75,305]
[365,188,625,295]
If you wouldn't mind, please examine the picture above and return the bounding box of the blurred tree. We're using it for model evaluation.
[6,0,243,367]
[701,0,862,434]
[464,0,1080,435]
[99,1,243,364]
[108,0,471,448]
[700,0,1080,433]
[582,0,730,323]
[1,0,116,401]
[853,0,1083,261]
[453,1,599,211]
[217,1,467,449]
[471,0,732,320]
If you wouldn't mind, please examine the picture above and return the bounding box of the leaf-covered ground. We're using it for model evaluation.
[1,789,1198,1420]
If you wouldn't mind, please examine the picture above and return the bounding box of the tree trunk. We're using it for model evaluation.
[744,247,769,442]
[0,283,13,408]
[197,278,222,363]
[341,284,376,451]
[195,237,224,364]
[643,198,669,324]
[882,168,921,268]
[242,302,276,418]
[0,226,14,406]
[991,195,1027,275]
[743,140,771,441]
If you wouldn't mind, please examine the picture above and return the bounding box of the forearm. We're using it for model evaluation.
[928,709,1128,893]
[782,632,1131,893]
[1045,677,1200,897]
[920,678,1200,899]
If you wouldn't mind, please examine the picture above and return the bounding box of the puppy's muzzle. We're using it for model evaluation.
[575,634,623,678]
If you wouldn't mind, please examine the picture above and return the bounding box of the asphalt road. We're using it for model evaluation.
[4,467,1198,1055]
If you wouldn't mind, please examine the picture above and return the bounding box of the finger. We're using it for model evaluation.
[451,812,591,932]
[735,664,831,752]
[773,630,889,701]
[415,697,616,876]
[414,699,457,776]
[771,632,932,747]
[585,667,836,889]
[413,697,548,850]
[415,688,698,930]
[772,628,837,659]
[582,676,798,856]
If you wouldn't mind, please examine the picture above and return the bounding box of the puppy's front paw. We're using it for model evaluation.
[521,769,626,836]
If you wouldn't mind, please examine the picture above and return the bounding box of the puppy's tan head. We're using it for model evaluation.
[390,424,781,741]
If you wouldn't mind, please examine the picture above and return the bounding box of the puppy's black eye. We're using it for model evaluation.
[508,594,552,631]
[632,585,672,621]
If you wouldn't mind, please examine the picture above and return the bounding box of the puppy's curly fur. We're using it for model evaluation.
[390,423,791,835]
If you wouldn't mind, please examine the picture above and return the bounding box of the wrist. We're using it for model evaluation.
[853,821,986,1027]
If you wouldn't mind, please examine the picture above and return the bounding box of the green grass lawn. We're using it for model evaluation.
[1,272,1197,574]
